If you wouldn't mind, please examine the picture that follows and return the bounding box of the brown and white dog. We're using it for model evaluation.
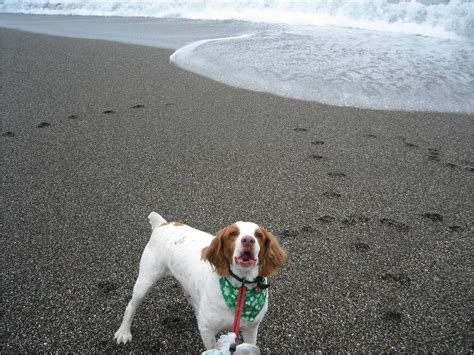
[114,212,286,349]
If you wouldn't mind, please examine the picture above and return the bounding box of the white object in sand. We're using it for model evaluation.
[202,333,260,355]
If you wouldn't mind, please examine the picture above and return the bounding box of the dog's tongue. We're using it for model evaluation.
[236,251,256,267]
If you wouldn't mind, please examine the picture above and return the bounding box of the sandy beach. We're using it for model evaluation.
[1,28,473,352]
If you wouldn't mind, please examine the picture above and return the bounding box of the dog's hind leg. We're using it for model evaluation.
[114,243,167,344]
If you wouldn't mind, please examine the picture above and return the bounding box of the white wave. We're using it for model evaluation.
[170,33,256,64]
[170,28,474,113]
[1,0,473,40]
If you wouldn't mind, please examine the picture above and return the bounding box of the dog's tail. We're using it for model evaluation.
[148,211,167,230]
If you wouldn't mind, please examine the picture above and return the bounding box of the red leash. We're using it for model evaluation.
[227,271,269,353]
[232,286,247,340]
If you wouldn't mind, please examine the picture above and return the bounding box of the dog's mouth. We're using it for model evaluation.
[235,251,257,268]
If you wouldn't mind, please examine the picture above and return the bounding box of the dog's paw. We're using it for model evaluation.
[114,328,132,344]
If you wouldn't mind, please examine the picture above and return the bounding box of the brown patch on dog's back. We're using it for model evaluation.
[161,221,186,227]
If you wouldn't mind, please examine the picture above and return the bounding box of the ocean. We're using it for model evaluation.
[1,0,473,113]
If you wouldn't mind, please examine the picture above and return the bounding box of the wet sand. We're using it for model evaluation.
[1,28,473,353]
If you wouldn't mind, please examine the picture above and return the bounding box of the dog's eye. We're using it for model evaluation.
[255,231,263,239]
[229,230,239,238]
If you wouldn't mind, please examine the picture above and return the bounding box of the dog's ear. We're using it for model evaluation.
[258,228,287,277]
[201,225,236,276]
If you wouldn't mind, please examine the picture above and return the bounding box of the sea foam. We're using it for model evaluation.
[170,25,474,113]
[1,0,473,40]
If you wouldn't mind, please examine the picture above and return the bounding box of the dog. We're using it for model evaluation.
[114,212,286,349]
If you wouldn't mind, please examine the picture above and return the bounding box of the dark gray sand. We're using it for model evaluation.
[1,29,473,353]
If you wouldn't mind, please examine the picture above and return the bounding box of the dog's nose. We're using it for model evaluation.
[241,236,256,247]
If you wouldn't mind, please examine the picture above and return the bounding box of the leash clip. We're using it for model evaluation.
[255,276,270,293]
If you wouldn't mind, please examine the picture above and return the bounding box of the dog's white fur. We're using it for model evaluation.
[114,212,286,349]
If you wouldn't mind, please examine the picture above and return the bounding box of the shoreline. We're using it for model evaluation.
[1,28,473,352]
[2,13,474,114]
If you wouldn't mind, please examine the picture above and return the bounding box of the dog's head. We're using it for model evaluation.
[201,222,287,277]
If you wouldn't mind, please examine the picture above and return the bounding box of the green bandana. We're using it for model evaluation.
[219,277,268,322]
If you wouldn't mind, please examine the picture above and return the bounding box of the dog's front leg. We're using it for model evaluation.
[241,323,259,345]
[198,323,217,350]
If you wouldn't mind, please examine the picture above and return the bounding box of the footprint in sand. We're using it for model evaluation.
[97,280,118,295]
[353,242,370,251]
[322,191,341,199]
[364,134,377,138]
[317,215,336,223]
[402,139,469,172]
[102,109,115,114]
[448,225,463,232]
[280,229,300,238]
[310,154,326,161]
[301,225,316,233]
[328,172,346,178]
[342,215,370,226]
[131,104,145,109]
[405,142,419,149]
[382,310,403,322]
[422,212,443,222]
[293,127,308,132]
[161,316,188,330]
[396,136,418,148]
[380,218,410,232]
[37,122,50,128]
[67,114,79,119]
[381,272,411,285]
[427,148,440,161]
[311,140,325,145]
[458,160,474,172]
[2,131,15,137]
